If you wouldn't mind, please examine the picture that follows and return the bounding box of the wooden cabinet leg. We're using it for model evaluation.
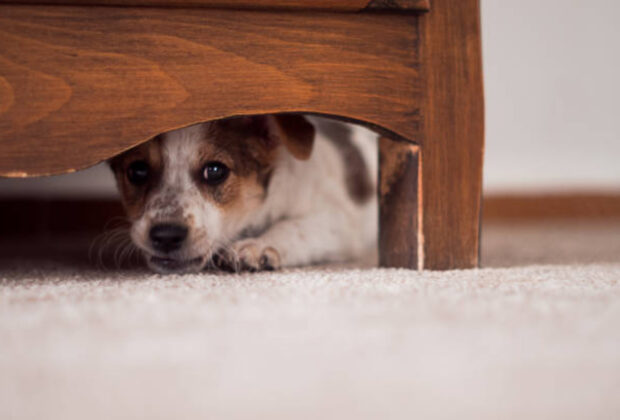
[379,138,422,269]
[378,134,483,271]
[415,0,484,270]
[416,142,483,270]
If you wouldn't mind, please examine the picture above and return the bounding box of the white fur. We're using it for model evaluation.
[238,119,378,267]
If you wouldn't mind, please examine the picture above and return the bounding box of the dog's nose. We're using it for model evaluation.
[149,223,188,253]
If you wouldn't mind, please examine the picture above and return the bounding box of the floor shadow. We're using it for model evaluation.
[1,220,620,275]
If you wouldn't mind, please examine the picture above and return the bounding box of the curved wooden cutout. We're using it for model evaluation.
[0,5,422,177]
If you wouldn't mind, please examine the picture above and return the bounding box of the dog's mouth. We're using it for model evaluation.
[148,255,205,273]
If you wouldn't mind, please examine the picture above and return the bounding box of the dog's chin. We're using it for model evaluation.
[146,255,206,274]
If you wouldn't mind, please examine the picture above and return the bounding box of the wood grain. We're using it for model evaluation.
[2,0,430,11]
[417,0,485,269]
[379,137,422,269]
[0,5,422,177]
[366,0,430,10]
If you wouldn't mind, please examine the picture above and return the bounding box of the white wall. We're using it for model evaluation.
[482,0,620,192]
[0,164,118,198]
[1,0,619,197]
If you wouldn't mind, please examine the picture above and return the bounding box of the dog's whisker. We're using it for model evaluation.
[127,242,141,266]
[118,239,136,269]
[116,242,131,269]
[112,235,134,270]
[89,226,132,271]
[101,216,131,232]
[90,231,115,270]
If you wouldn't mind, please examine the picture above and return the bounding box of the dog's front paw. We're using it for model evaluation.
[213,240,282,272]
[232,239,282,272]
[235,240,281,271]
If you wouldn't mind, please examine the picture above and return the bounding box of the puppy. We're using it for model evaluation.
[109,115,377,274]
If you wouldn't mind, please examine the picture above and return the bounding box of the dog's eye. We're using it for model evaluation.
[202,161,229,186]
[127,160,150,186]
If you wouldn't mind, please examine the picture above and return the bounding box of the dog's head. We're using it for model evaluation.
[109,115,315,273]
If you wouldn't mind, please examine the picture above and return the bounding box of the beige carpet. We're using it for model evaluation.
[1,221,620,420]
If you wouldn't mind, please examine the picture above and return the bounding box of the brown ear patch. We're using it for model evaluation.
[270,115,315,161]
[214,114,315,161]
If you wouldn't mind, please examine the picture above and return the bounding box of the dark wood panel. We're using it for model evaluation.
[366,0,429,10]
[417,0,485,269]
[0,5,421,177]
[1,0,430,11]
[379,138,421,269]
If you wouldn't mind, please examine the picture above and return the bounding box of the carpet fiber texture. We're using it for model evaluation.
[1,221,620,419]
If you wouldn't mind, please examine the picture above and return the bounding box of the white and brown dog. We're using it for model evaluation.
[109,115,377,274]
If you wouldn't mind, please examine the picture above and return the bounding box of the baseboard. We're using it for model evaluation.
[483,193,620,221]
[2,193,620,236]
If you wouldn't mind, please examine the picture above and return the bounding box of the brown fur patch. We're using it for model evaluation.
[109,137,163,220]
[317,119,374,204]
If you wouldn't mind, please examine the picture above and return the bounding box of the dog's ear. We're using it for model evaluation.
[268,115,315,161]
[107,155,121,172]
[236,114,315,161]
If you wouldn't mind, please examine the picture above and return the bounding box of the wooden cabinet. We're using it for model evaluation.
[0,0,484,270]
